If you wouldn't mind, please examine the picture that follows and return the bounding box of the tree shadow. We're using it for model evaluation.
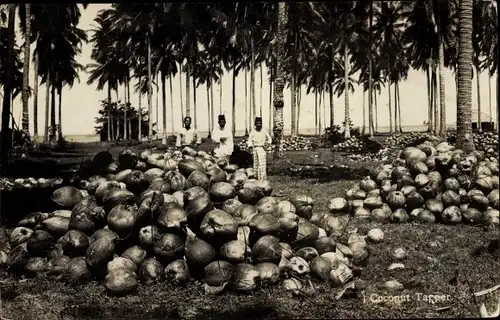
[3,158,76,179]
[0,186,61,227]
[269,164,370,181]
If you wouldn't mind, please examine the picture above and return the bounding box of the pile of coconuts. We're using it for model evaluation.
[0,177,64,191]
[470,132,498,160]
[384,131,498,162]
[328,139,499,229]
[0,146,372,297]
[383,132,442,149]
[237,136,313,153]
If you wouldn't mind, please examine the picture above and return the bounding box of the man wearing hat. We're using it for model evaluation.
[211,115,234,160]
[247,117,272,180]
[176,116,202,148]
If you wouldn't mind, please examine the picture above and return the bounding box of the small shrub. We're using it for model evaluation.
[321,120,363,147]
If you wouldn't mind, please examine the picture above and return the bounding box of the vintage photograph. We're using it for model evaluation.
[0,2,499,319]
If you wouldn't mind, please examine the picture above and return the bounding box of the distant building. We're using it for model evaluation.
[471,109,495,131]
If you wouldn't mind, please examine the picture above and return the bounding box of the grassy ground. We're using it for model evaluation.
[1,142,499,319]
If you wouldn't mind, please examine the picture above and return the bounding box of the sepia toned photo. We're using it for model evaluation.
[0,1,498,319]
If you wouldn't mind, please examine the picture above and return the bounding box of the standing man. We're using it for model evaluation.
[211,115,234,161]
[247,117,272,180]
[176,116,201,149]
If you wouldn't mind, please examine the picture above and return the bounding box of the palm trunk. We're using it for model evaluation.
[294,32,301,135]
[232,65,236,136]
[21,3,31,133]
[269,77,273,131]
[44,76,50,142]
[250,35,256,119]
[314,91,318,135]
[33,52,39,137]
[169,73,174,135]
[115,88,120,140]
[147,36,153,139]
[193,74,197,130]
[123,80,128,140]
[58,86,62,140]
[394,81,398,132]
[260,64,263,117]
[245,69,249,135]
[374,90,378,133]
[290,29,297,137]
[155,75,159,136]
[329,49,335,129]
[185,69,191,118]
[397,81,402,133]
[368,0,374,138]
[323,90,327,131]
[219,61,223,115]
[179,64,184,122]
[433,69,439,133]
[319,89,323,136]
[210,80,215,132]
[497,67,499,132]
[1,5,15,172]
[438,31,447,136]
[207,82,212,137]
[388,73,392,133]
[488,74,492,127]
[296,86,302,133]
[295,83,300,134]
[290,60,296,137]
[430,68,435,132]
[475,65,482,132]
[457,0,475,153]
[50,78,56,142]
[362,90,366,134]
[107,82,112,141]
[127,76,131,139]
[427,67,433,132]
[138,77,142,140]
[344,45,350,139]
[370,88,375,134]
[273,2,287,156]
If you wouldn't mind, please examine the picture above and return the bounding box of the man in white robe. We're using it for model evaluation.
[211,115,234,160]
[176,117,201,148]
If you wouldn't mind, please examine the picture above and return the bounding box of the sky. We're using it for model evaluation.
[7,3,499,136]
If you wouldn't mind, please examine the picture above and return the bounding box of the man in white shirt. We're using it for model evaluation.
[211,115,234,159]
[176,116,202,148]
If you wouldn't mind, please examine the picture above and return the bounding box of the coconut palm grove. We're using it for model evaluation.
[0,2,499,319]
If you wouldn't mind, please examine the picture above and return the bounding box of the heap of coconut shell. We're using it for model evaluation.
[0,146,372,297]
[329,140,499,228]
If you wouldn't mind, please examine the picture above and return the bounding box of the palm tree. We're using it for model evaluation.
[111,3,167,140]
[54,57,85,139]
[477,0,497,129]
[21,4,30,134]
[33,4,88,141]
[87,9,120,141]
[273,2,286,156]
[0,4,16,173]
[285,3,314,136]
[371,1,407,133]
[456,0,475,152]
[403,0,457,136]
[474,0,498,131]
[150,5,181,141]
[33,49,39,137]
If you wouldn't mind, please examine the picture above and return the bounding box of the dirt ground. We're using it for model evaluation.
[1,141,499,319]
